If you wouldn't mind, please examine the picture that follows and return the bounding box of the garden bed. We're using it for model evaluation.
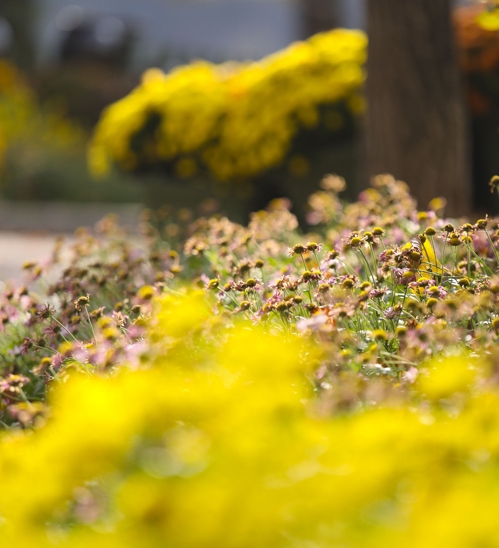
[0,175,498,546]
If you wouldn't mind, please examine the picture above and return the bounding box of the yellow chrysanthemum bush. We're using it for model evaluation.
[88,29,366,181]
[0,59,82,171]
[3,290,499,547]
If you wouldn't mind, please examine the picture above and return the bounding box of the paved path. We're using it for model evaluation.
[0,232,69,284]
[0,201,143,285]
[0,202,142,233]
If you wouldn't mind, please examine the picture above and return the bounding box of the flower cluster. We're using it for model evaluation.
[88,29,366,180]
[2,175,499,542]
[0,174,499,419]
[2,293,499,546]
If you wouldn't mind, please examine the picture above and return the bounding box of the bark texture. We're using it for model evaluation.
[301,0,339,38]
[366,0,471,215]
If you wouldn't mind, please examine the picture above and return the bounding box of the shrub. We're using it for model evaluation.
[88,30,366,181]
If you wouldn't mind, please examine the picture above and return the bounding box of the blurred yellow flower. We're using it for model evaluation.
[89,29,367,181]
[0,60,82,165]
[2,294,499,547]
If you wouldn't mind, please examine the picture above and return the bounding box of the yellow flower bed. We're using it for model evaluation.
[2,292,499,547]
[88,30,366,181]
[0,59,82,171]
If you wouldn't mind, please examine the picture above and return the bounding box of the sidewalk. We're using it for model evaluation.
[0,201,142,233]
[0,231,66,283]
[0,201,143,283]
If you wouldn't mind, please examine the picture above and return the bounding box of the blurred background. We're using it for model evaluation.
[0,0,496,238]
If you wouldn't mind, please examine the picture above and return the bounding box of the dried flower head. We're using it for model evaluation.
[74,295,90,311]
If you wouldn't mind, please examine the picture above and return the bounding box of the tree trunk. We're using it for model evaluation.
[366,0,471,216]
[301,0,339,38]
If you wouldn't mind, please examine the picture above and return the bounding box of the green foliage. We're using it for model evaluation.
[0,59,147,203]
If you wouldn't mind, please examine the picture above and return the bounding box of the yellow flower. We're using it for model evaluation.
[88,30,367,181]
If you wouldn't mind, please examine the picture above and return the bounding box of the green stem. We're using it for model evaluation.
[358,248,375,284]
[467,242,471,279]
[312,251,321,270]
[300,254,308,271]
[464,243,494,276]
[50,316,79,343]
[441,236,448,268]
[84,306,97,344]
[368,243,379,284]
[485,230,499,267]
[452,247,459,275]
